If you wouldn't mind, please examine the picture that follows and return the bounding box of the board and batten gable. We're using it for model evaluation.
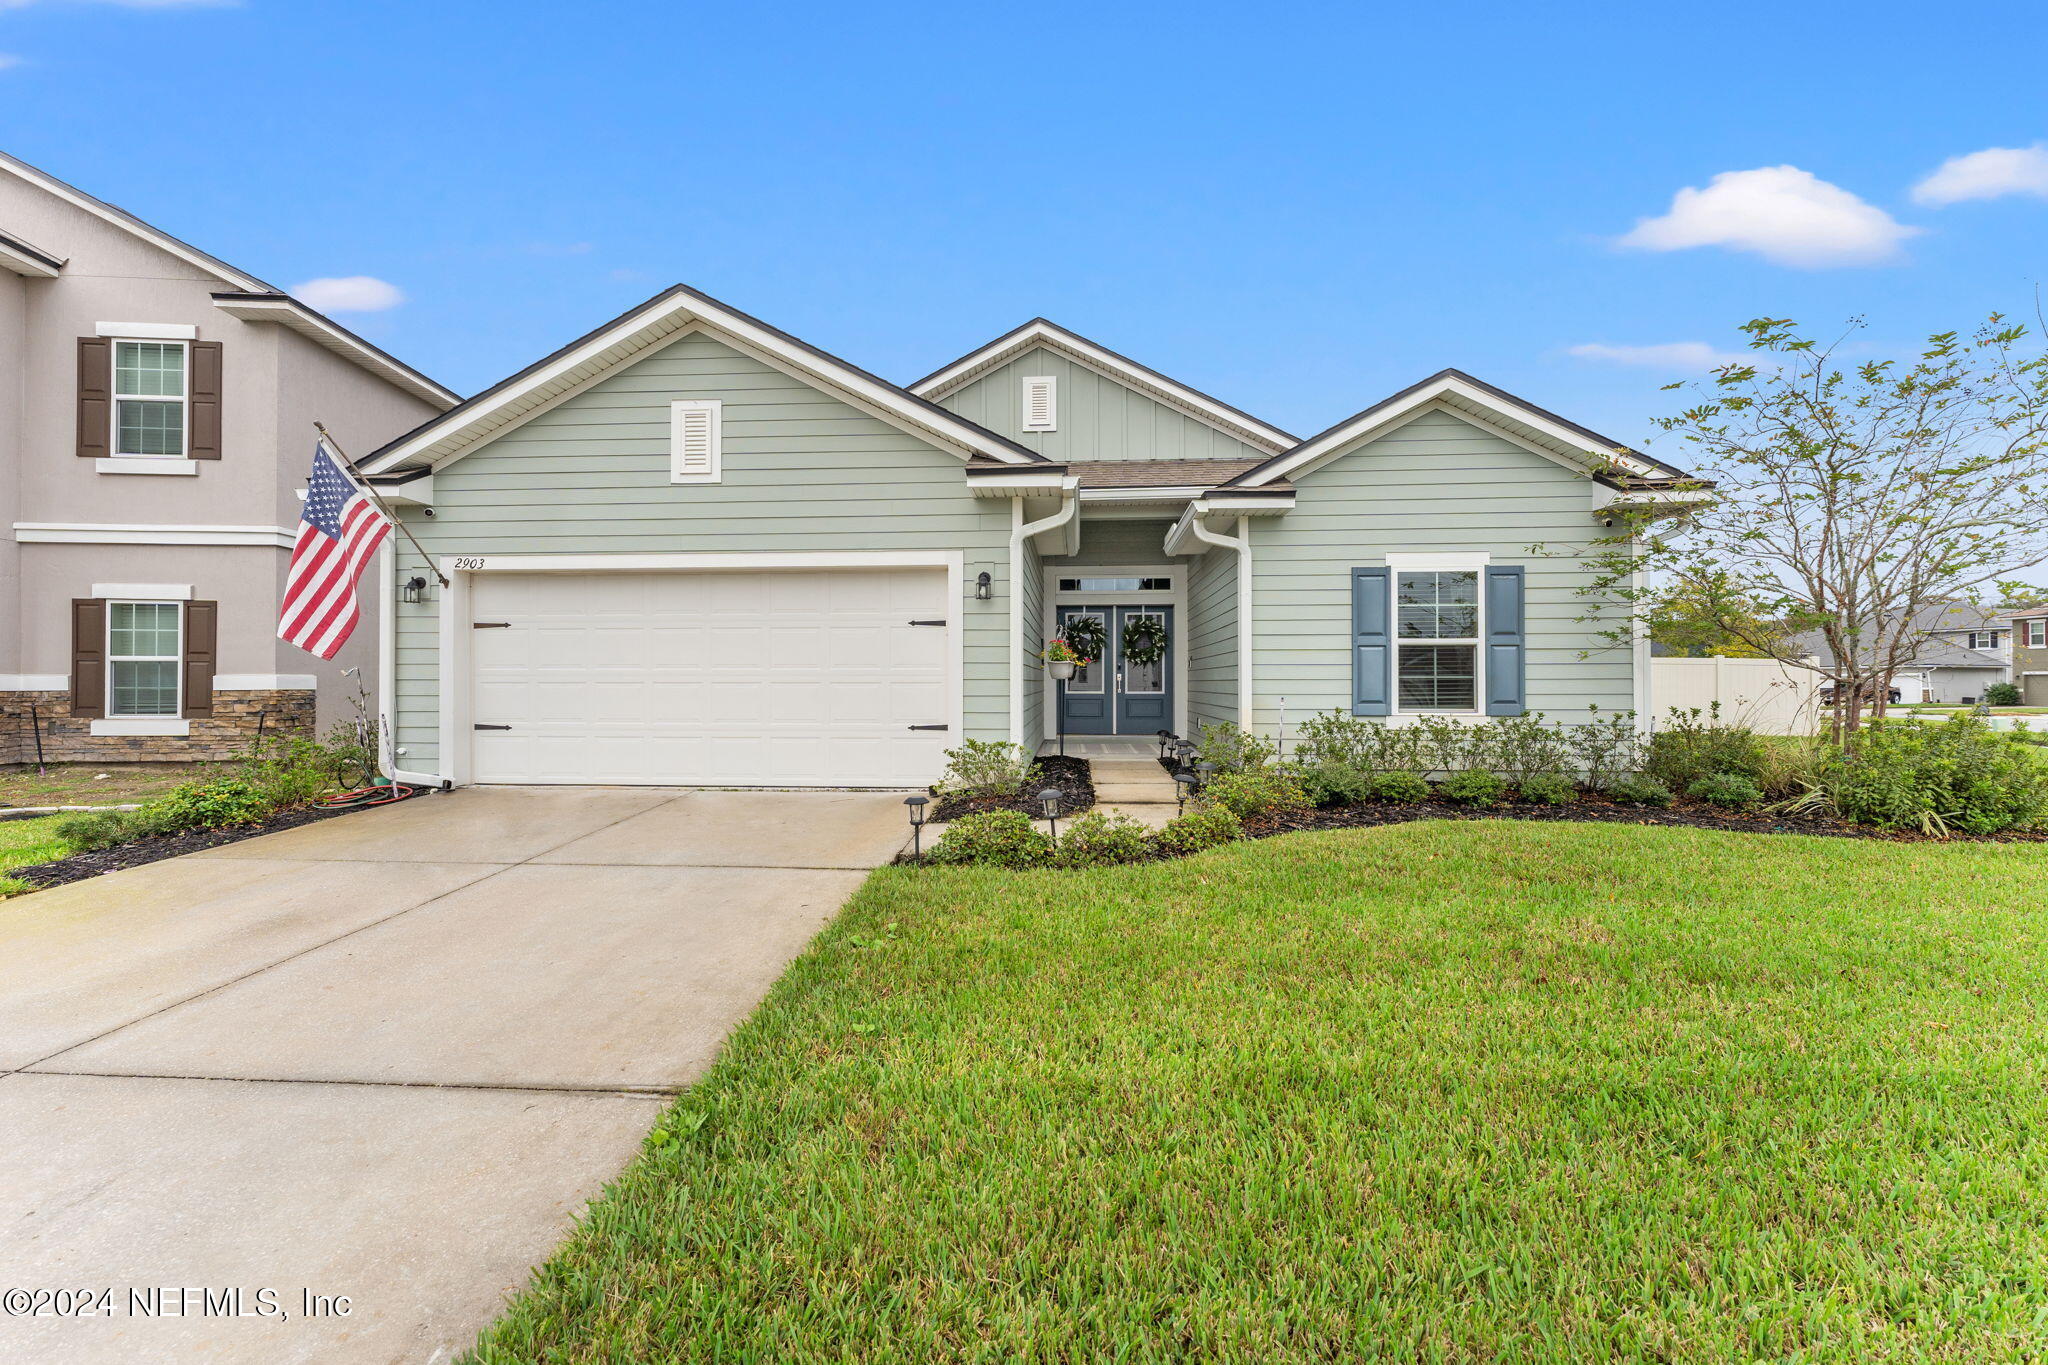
[388,330,1014,769]
[934,346,1271,464]
[1250,407,1633,729]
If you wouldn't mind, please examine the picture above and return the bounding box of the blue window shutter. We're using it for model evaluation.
[1485,565,1526,715]
[1351,567,1391,716]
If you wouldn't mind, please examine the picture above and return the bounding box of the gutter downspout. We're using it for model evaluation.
[1177,500,1254,727]
[1009,481,1080,745]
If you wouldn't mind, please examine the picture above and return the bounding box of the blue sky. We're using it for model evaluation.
[3,0,2045,458]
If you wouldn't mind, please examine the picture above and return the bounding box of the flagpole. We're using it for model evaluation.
[312,422,450,588]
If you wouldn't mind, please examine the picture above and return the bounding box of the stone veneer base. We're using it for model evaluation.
[1,689,315,765]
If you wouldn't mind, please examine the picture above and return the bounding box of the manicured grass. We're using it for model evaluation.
[470,822,2048,1363]
[0,814,70,898]
[0,761,226,807]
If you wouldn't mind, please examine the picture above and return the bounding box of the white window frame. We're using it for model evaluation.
[668,399,722,484]
[1390,565,1485,717]
[110,337,191,460]
[1021,375,1057,432]
[106,599,183,719]
[2030,620,2046,649]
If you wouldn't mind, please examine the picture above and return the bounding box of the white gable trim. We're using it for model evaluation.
[909,320,1296,453]
[1231,373,1667,488]
[0,149,268,291]
[361,287,1042,476]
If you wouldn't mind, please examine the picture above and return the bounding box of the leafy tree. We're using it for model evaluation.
[1645,571,1782,657]
[1993,578,2048,609]
[1589,315,2048,737]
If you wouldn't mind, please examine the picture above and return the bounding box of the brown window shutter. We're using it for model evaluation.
[71,599,106,718]
[77,338,112,459]
[182,600,218,718]
[189,341,223,460]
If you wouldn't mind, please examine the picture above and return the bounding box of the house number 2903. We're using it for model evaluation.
[453,557,487,570]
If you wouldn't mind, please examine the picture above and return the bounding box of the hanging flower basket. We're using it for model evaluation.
[1122,615,1168,667]
[1043,636,1088,681]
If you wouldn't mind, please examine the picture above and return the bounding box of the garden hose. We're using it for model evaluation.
[316,782,429,811]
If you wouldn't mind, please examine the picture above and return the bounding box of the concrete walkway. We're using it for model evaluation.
[1090,758,1184,830]
[0,787,909,1365]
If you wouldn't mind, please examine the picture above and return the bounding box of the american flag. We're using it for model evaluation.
[278,441,391,659]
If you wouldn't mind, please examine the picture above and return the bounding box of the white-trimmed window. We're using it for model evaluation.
[669,399,722,483]
[107,601,182,717]
[2030,620,2046,648]
[113,340,188,457]
[1395,570,1480,711]
[1968,630,2003,651]
[1021,376,1056,432]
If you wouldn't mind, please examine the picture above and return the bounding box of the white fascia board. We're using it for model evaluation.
[910,319,1296,452]
[1076,485,1211,501]
[211,295,457,407]
[1595,487,1716,510]
[0,151,268,290]
[360,289,1040,477]
[966,469,1072,498]
[371,473,434,505]
[0,235,62,278]
[1235,377,1662,488]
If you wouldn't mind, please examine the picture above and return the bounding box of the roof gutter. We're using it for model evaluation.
[1010,479,1081,744]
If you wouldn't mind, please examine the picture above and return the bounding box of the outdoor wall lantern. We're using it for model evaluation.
[904,794,929,861]
[1038,787,1063,839]
[402,575,429,604]
[1174,771,1199,813]
[975,571,993,601]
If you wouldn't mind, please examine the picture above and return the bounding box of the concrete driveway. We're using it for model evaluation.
[0,787,909,1364]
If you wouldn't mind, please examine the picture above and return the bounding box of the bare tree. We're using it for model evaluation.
[1592,315,2048,738]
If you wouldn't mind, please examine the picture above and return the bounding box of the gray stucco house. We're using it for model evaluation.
[0,150,454,764]
[360,287,1705,789]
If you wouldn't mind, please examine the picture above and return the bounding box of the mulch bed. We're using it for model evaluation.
[929,756,1096,822]
[8,805,360,890]
[1242,795,2048,845]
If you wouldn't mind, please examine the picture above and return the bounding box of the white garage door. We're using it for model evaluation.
[467,567,952,787]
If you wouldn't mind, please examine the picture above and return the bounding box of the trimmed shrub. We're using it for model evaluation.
[1985,682,2022,707]
[927,810,1054,868]
[1606,774,1675,807]
[1517,772,1578,806]
[1155,804,1243,856]
[240,735,345,809]
[1299,761,1375,807]
[1203,769,1310,822]
[1822,716,2048,835]
[1055,812,1153,867]
[1195,721,1276,774]
[149,777,271,831]
[1647,705,1769,790]
[936,740,1035,800]
[50,810,135,852]
[1687,772,1762,809]
[1364,770,1433,803]
[1436,769,1508,806]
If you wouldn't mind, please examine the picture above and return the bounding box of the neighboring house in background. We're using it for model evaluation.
[1786,601,2013,706]
[0,151,455,765]
[2010,607,2048,705]
[356,290,1707,790]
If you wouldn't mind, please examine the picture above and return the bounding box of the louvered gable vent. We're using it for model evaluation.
[670,399,722,483]
[1021,375,1056,432]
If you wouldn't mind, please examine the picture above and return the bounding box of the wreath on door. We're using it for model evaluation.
[1122,615,1168,667]
[1062,612,1108,665]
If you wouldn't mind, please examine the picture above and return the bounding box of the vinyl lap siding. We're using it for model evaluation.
[1050,519,1178,569]
[391,331,1014,768]
[1186,545,1238,729]
[1251,409,1632,731]
[935,347,1269,464]
[1019,536,1046,752]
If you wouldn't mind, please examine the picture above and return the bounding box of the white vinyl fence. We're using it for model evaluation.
[1651,657,1822,735]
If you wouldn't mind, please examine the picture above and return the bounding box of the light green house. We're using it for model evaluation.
[358,287,1705,788]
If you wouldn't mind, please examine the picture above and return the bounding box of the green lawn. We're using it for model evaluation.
[470,822,2048,1363]
[0,761,225,808]
[0,814,70,897]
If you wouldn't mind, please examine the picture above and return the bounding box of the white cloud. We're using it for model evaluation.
[291,276,406,313]
[1566,342,1748,371]
[1912,144,2048,206]
[1617,165,1921,268]
[0,53,21,69]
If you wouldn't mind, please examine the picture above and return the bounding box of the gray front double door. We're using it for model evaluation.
[1056,605,1173,736]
